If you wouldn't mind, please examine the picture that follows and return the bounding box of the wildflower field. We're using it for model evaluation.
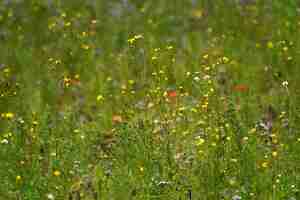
[1,0,300,199]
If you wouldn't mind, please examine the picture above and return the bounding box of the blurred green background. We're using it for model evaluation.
[1,0,300,199]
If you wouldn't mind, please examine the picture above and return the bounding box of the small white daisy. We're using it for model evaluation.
[282,80,289,87]
[47,193,55,200]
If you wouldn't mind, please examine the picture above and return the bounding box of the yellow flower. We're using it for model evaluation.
[139,167,144,172]
[128,80,135,85]
[127,34,143,44]
[267,41,274,49]
[222,56,230,63]
[63,77,71,87]
[4,132,12,138]
[195,137,205,146]
[73,129,80,133]
[249,128,256,134]
[3,68,10,73]
[229,179,236,186]
[74,74,80,79]
[96,95,104,102]
[53,170,61,177]
[134,34,143,40]
[151,56,158,60]
[64,21,71,27]
[166,45,173,50]
[192,9,203,19]
[7,113,14,119]
[16,175,22,182]
[262,162,268,168]
[2,112,14,119]
[128,38,135,44]
[81,44,90,50]
[272,151,278,157]
[81,31,87,37]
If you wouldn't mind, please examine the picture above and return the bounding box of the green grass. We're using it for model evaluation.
[1,0,300,199]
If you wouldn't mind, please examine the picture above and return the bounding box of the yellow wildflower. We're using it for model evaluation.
[195,137,205,146]
[16,175,22,182]
[262,162,268,168]
[3,68,10,73]
[128,80,135,85]
[96,95,104,102]
[192,9,203,19]
[2,112,14,119]
[272,151,278,157]
[53,170,61,177]
[267,41,274,49]
[140,167,144,172]
[222,56,230,63]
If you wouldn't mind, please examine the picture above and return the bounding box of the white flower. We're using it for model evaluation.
[193,76,200,82]
[203,75,211,80]
[157,180,171,187]
[1,139,9,144]
[232,195,242,200]
[282,81,289,87]
[47,193,55,200]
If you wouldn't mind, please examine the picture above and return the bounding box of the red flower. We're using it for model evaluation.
[167,90,177,98]
[233,84,249,92]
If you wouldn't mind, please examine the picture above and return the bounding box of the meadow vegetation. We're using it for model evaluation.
[1,0,300,199]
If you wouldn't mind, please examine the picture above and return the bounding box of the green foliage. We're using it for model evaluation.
[0,0,300,199]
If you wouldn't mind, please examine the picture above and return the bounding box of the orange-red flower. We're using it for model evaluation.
[233,84,249,92]
[112,115,123,123]
[167,90,177,98]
